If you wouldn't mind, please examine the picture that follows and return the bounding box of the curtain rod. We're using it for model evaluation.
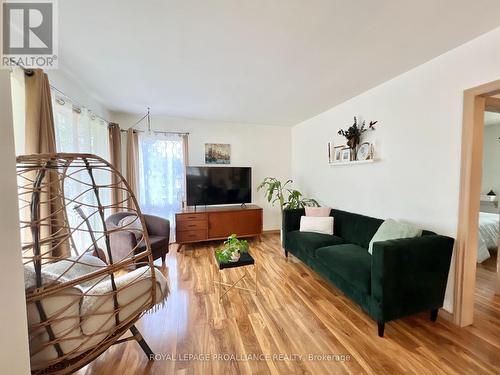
[9,58,112,125]
[9,59,189,135]
[120,129,189,136]
[50,85,112,125]
[9,58,34,76]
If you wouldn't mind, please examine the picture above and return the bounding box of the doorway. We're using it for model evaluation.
[455,81,500,327]
[475,103,500,324]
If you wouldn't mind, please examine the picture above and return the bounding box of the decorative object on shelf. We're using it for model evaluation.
[356,142,373,161]
[205,143,231,164]
[338,116,378,152]
[487,189,496,196]
[341,147,352,162]
[333,145,345,163]
[215,234,249,263]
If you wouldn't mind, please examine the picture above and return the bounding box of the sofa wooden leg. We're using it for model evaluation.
[378,322,385,337]
[285,249,288,258]
[430,308,438,322]
[130,325,154,360]
[161,254,166,266]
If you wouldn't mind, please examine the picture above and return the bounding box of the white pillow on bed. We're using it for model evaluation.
[299,216,334,235]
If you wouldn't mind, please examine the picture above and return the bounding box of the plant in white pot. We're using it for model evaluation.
[257,178,319,244]
[215,234,249,263]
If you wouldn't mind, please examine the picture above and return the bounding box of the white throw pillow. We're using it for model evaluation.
[368,218,422,254]
[299,216,334,235]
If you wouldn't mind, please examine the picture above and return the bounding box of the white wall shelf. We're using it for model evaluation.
[328,159,376,166]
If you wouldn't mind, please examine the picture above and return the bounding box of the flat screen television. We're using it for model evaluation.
[186,166,252,206]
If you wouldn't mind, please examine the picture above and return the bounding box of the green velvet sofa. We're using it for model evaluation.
[282,208,454,337]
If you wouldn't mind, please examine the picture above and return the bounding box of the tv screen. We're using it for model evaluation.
[186,167,252,206]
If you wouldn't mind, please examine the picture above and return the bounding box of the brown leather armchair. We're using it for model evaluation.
[106,212,170,267]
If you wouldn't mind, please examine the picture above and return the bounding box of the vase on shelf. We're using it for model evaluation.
[347,136,359,161]
[347,135,359,150]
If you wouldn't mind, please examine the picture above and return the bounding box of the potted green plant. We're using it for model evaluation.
[215,234,249,263]
[257,177,319,216]
[257,177,319,244]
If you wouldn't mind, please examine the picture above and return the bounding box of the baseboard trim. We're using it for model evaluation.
[263,229,280,234]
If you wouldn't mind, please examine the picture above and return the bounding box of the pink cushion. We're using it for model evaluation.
[305,207,331,217]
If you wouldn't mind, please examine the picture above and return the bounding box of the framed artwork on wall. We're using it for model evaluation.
[205,143,231,164]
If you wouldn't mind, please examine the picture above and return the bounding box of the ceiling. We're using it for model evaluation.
[58,0,500,126]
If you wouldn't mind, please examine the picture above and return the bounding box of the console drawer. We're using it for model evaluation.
[176,213,207,222]
[177,220,207,232]
[176,229,207,243]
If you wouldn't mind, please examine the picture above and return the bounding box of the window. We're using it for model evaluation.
[138,134,186,237]
[53,98,109,160]
[52,95,111,254]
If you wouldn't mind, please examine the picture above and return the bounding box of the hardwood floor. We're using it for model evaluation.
[475,251,500,365]
[77,233,500,375]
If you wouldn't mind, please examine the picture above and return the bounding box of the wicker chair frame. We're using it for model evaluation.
[17,153,164,374]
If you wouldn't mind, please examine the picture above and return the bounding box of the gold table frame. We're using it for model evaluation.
[213,253,258,301]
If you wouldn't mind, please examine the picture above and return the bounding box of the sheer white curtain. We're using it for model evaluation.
[10,68,26,155]
[138,133,186,237]
[52,95,111,254]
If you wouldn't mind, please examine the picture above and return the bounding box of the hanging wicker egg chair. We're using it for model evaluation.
[17,153,169,375]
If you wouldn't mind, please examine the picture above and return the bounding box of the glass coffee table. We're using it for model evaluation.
[213,252,258,301]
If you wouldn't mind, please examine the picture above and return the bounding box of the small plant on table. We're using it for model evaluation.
[215,234,249,263]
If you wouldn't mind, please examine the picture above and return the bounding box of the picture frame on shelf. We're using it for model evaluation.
[356,142,373,161]
[333,145,345,163]
[340,147,351,162]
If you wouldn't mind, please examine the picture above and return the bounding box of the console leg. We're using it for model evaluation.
[130,325,154,360]
[378,322,385,337]
[430,308,438,322]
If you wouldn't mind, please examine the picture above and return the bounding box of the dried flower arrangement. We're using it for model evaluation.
[338,117,378,150]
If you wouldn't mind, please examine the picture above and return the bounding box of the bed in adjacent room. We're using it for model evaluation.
[477,212,499,263]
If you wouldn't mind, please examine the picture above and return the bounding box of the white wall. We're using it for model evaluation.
[112,112,291,231]
[291,26,500,312]
[0,71,31,373]
[481,123,500,195]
